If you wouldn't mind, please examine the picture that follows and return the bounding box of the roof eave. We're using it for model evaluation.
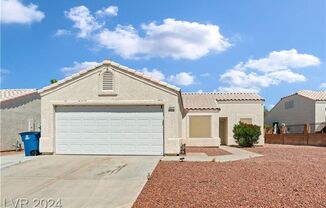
[38,60,181,96]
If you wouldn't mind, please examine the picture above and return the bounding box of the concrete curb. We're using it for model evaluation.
[161,146,263,162]
[0,154,41,169]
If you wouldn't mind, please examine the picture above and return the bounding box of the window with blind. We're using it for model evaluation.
[189,116,211,138]
[240,118,252,124]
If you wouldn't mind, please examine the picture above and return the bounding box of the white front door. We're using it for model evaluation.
[55,106,164,155]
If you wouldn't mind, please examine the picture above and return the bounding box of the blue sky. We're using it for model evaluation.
[1,0,325,108]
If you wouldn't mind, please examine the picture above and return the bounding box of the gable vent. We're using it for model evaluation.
[103,71,113,90]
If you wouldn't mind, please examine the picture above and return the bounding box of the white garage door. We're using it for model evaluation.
[55,106,164,155]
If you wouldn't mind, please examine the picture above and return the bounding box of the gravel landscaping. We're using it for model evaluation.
[186,147,231,156]
[133,144,326,208]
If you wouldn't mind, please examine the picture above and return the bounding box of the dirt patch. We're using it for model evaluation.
[0,150,24,156]
[133,144,326,208]
[186,147,231,156]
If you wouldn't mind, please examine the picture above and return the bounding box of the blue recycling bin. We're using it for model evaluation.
[19,132,41,156]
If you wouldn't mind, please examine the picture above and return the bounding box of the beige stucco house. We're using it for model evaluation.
[39,60,264,155]
[182,93,265,146]
[265,90,326,133]
[1,89,41,151]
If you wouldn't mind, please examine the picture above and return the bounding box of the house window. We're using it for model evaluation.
[284,100,294,109]
[103,71,113,91]
[240,118,252,124]
[189,116,211,138]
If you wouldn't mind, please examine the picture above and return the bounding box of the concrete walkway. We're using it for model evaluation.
[0,153,38,169]
[161,146,263,162]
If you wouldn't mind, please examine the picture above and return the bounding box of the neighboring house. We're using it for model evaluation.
[265,90,326,133]
[0,89,41,151]
[39,60,264,156]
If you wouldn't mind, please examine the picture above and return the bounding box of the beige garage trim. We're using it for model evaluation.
[189,115,212,138]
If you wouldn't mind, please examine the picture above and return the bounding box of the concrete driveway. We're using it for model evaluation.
[1,155,161,208]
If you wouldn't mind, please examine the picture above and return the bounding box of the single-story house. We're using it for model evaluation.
[1,89,41,151]
[265,90,326,133]
[39,60,264,155]
[182,92,265,147]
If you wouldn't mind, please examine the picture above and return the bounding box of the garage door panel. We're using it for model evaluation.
[55,106,163,155]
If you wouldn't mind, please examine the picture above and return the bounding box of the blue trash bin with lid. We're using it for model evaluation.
[19,131,41,156]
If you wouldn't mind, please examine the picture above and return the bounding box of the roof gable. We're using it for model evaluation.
[279,90,326,102]
[38,60,180,94]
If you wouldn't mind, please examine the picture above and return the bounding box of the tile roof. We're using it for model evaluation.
[182,92,264,110]
[296,90,326,101]
[0,89,37,102]
[38,60,180,94]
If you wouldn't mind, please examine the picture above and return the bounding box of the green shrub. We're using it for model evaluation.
[233,122,261,147]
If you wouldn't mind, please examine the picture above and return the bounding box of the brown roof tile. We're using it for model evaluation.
[182,92,264,110]
[296,90,326,101]
[0,89,37,102]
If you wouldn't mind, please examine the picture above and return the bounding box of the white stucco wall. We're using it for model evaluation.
[315,101,326,123]
[40,64,183,155]
[217,101,264,145]
[315,101,326,132]
[182,101,264,146]
[1,94,41,151]
[265,95,316,126]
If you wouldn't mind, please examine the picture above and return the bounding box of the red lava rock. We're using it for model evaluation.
[133,144,326,208]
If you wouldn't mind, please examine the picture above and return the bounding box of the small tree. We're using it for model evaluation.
[50,79,58,84]
[233,122,261,147]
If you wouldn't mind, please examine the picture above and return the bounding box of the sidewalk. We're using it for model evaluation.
[0,153,37,169]
[161,146,263,162]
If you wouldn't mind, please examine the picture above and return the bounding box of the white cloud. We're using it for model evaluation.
[168,72,195,86]
[0,68,10,75]
[197,89,204,93]
[220,69,271,88]
[97,25,142,59]
[1,0,44,24]
[54,29,71,37]
[140,67,196,86]
[219,49,320,92]
[60,61,99,76]
[96,6,118,17]
[267,70,306,83]
[219,87,259,93]
[96,18,231,59]
[244,49,320,72]
[0,68,10,84]
[141,68,165,81]
[63,5,231,60]
[320,82,326,89]
[65,6,102,38]
[200,73,211,77]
